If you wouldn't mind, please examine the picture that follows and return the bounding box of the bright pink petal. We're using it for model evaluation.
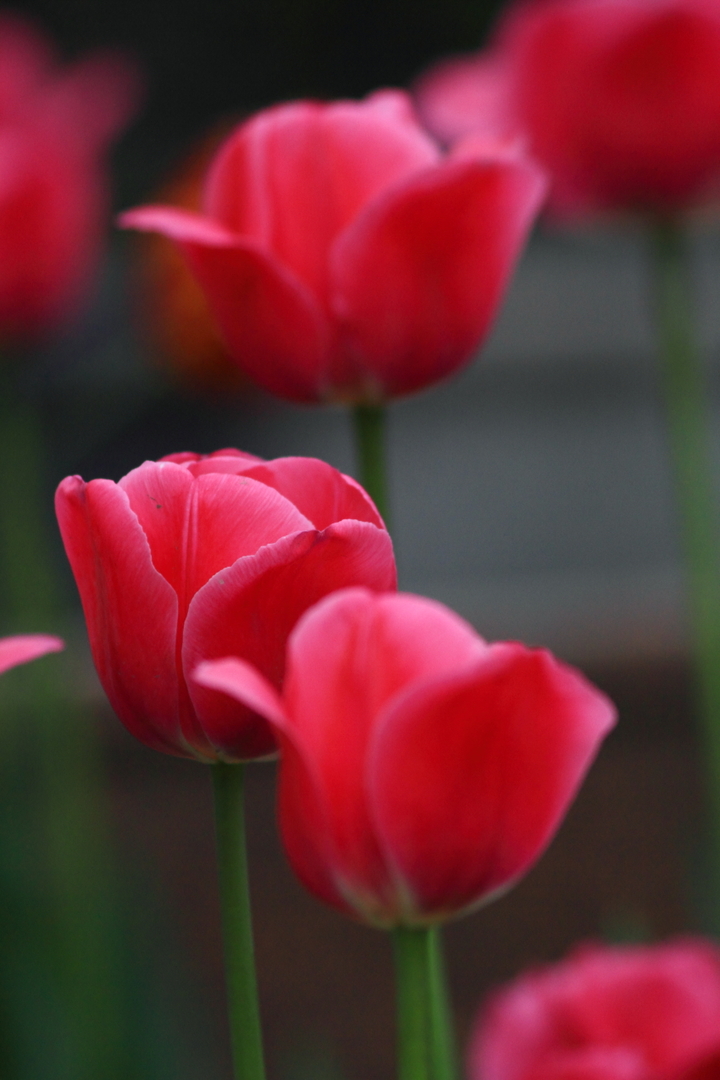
[332,156,545,397]
[0,634,64,675]
[204,94,439,306]
[159,449,262,468]
[54,476,195,757]
[240,456,385,529]
[183,522,396,760]
[193,657,287,729]
[414,50,517,147]
[118,460,312,606]
[280,589,486,920]
[370,643,616,920]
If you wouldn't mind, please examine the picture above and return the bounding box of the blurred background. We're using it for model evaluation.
[0,0,715,1076]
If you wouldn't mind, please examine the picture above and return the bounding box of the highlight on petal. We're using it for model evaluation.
[0,633,64,675]
[332,155,546,397]
[414,50,517,147]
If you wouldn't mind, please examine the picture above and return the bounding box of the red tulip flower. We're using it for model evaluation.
[120,90,545,403]
[0,14,138,342]
[195,588,615,927]
[55,451,396,762]
[416,0,720,218]
[0,634,63,674]
[469,939,720,1080]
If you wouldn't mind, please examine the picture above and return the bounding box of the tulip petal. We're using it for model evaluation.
[183,522,396,760]
[193,655,350,911]
[120,205,332,402]
[240,456,385,529]
[0,633,64,675]
[332,157,545,397]
[54,476,195,756]
[119,460,312,603]
[370,643,616,921]
[280,589,487,920]
[204,95,439,305]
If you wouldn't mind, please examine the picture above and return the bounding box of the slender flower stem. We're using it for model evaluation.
[352,403,390,524]
[649,218,720,919]
[393,926,432,1080]
[427,928,459,1080]
[211,762,266,1080]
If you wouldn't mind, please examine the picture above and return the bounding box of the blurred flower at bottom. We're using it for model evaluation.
[470,939,720,1080]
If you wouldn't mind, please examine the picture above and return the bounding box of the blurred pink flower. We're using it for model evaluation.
[0,13,138,342]
[416,0,720,218]
[469,939,720,1080]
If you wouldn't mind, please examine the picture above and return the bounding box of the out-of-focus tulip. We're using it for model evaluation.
[120,90,545,404]
[0,13,138,342]
[195,587,615,927]
[469,939,720,1080]
[56,451,396,762]
[135,129,250,391]
[416,0,720,218]
[0,633,63,674]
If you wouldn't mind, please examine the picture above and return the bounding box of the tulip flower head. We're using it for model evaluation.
[0,13,138,341]
[416,0,720,218]
[469,938,720,1080]
[56,451,396,762]
[195,588,615,927]
[121,90,545,404]
[0,634,63,674]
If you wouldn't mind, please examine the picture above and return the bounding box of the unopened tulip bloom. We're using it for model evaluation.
[195,587,615,927]
[0,634,63,674]
[469,939,720,1080]
[0,13,138,341]
[56,451,396,762]
[416,0,720,217]
[120,90,545,404]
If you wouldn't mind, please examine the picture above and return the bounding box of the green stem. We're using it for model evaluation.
[393,926,432,1080]
[428,928,458,1080]
[352,403,390,524]
[211,762,266,1080]
[649,218,720,920]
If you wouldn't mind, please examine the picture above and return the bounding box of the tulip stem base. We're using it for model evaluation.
[428,928,458,1080]
[211,762,266,1080]
[393,926,457,1080]
[353,403,390,524]
[649,218,720,924]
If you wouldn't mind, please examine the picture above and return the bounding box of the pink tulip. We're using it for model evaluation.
[55,450,396,762]
[416,0,720,217]
[195,587,615,927]
[0,634,63,674]
[469,939,720,1080]
[0,13,138,341]
[120,90,545,403]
